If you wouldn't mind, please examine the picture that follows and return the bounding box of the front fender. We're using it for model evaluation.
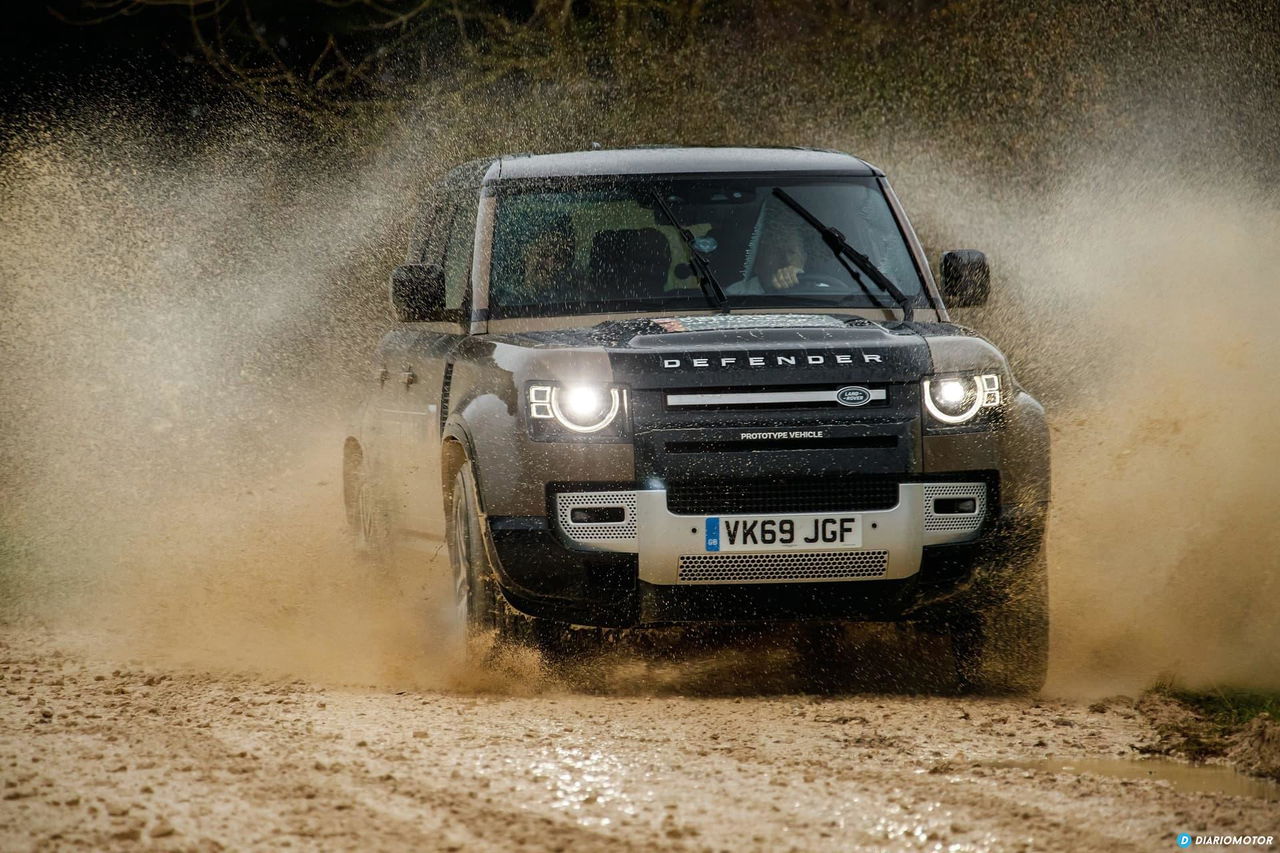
[445,359,635,517]
[997,390,1050,513]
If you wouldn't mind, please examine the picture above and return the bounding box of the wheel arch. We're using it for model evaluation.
[441,419,477,518]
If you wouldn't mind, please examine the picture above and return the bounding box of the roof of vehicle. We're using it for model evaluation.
[481,146,883,181]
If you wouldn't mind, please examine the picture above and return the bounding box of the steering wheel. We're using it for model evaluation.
[784,273,855,296]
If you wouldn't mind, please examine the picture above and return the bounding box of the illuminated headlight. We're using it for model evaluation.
[923,374,1002,425]
[528,383,626,435]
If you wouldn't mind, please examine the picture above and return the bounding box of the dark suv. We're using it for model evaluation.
[344,147,1050,692]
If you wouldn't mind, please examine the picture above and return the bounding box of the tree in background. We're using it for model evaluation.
[48,1,951,116]
[35,0,1280,184]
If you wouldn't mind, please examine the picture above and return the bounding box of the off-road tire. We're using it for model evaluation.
[447,464,504,647]
[344,443,393,563]
[447,463,602,664]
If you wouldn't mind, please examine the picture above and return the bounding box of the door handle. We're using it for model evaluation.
[400,367,417,386]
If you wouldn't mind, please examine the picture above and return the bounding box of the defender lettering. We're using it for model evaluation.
[661,351,885,369]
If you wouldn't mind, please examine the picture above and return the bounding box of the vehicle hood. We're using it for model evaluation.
[486,313,935,386]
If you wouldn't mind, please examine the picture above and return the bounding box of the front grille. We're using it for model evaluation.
[678,550,889,583]
[666,477,901,515]
[664,385,890,411]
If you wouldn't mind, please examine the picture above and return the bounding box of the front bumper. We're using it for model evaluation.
[554,483,987,584]
[484,479,1035,628]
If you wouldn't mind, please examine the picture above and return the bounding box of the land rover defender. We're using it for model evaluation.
[343,147,1050,692]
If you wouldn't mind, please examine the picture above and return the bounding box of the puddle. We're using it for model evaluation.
[996,758,1280,802]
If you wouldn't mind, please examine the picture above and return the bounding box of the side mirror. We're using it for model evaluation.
[939,250,990,308]
[390,263,447,322]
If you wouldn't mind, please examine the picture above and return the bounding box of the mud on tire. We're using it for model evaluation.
[448,462,606,665]
[448,464,502,644]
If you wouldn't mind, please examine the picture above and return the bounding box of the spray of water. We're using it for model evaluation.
[2,15,1277,694]
[901,152,1280,693]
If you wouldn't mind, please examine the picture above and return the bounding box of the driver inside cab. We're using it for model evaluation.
[726,222,807,294]
[519,224,579,302]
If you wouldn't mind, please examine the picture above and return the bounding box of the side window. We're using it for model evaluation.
[443,192,479,310]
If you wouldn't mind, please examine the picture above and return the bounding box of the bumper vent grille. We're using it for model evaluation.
[922,483,987,534]
[678,550,889,583]
[666,477,900,515]
[555,490,638,545]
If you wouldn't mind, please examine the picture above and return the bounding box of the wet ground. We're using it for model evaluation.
[996,758,1279,804]
[1,627,1277,852]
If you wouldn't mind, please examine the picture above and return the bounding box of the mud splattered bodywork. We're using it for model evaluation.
[346,148,1049,681]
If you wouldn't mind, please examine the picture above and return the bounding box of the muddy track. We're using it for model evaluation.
[1,627,1276,852]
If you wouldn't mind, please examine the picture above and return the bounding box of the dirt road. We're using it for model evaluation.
[1,627,1276,852]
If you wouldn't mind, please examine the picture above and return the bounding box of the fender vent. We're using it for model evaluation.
[439,362,454,430]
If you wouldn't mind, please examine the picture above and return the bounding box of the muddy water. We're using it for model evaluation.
[997,758,1280,803]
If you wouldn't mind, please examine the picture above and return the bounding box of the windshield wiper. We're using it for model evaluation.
[771,188,914,322]
[650,189,730,314]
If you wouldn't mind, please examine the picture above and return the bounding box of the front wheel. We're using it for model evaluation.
[447,464,503,648]
[344,442,392,561]
[947,550,1050,694]
[446,462,600,665]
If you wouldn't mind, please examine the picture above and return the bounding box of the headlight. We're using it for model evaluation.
[528,383,627,437]
[923,374,1001,425]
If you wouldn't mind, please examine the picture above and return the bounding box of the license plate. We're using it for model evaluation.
[705,514,862,552]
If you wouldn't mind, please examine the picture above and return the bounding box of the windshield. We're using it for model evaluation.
[488,176,925,318]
